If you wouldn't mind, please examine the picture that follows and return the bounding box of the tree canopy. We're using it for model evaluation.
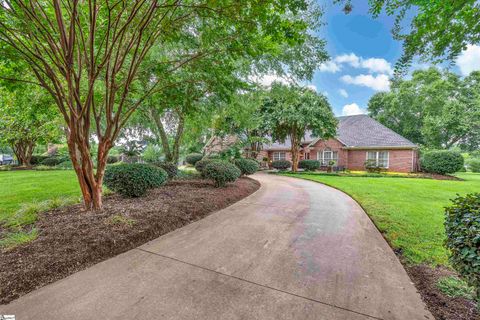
[368,68,480,150]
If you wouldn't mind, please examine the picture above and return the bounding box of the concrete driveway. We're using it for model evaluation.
[1,173,432,320]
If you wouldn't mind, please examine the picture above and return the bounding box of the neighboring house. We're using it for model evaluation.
[204,115,419,173]
[0,154,14,165]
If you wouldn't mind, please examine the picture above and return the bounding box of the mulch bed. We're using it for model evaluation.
[0,178,260,304]
[405,264,478,320]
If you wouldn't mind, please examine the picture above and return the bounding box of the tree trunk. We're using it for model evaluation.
[149,109,185,164]
[290,132,299,172]
[171,114,185,164]
[12,140,35,167]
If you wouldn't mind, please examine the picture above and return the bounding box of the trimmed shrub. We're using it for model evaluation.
[107,155,119,164]
[420,150,464,175]
[298,159,320,171]
[30,155,49,165]
[468,158,480,173]
[234,158,259,176]
[203,161,241,187]
[444,193,480,303]
[40,156,66,167]
[271,160,291,170]
[154,161,178,179]
[194,158,222,174]
[185,153,203,166]
[103,163,167,197]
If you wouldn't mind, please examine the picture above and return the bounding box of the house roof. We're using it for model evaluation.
[263,114,417,150]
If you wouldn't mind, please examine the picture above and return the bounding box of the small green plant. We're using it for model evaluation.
[437,276,475,300]
[298,159,320,171]
[103,163,167,197]
[234,158,259,176]
[194,158,222,175]
[445,193,480,304]
[185,153,203,166]
[271,160,291,170]
[106,155,119,164]
[364,159,383,173]
[203,161,241,187]
[106,214,135,226]
[421,150,464,175]
[0,229,38,251]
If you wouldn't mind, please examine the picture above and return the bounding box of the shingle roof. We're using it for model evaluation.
[263,114,417,150]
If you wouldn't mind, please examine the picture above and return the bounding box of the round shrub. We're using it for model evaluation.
[194,158,222,174]
[103,163,167,197]
[40,156,67,167]
[107,155,119,164]
[420,150,464,175]
[445,193,480,303]
[234,158,259,176]
[271,160,291,170]
[30,155,49,165]
[468,158,480,173]
[203,161,241,187]
[185,153,203,166]
[154,161,178,179]
[298,159,320,171]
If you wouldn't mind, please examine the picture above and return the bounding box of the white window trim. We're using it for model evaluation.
[272,151,286,161]
[317,149,338,165]
[366,151,389,168]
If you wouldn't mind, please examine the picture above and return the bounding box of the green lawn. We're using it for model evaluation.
[0,170,80,222]
[281,172,480,266]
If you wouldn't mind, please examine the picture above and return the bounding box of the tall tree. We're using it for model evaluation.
[0,0,326,210]
[262,83,337,172]
[368,68,480,149]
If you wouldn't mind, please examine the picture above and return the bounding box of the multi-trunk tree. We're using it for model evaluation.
[261,83,337,172]
[0,0,327,210]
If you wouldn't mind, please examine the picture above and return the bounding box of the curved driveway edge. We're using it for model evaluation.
[1,173,432,320]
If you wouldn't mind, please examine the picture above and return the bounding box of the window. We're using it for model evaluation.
[366,151,389,168]
[317,149,338,165]
[272,152,286,161]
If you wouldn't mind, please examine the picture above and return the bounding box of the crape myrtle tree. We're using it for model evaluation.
[368,68,480,150]
[0,0,325,210]
[261,83,337,172]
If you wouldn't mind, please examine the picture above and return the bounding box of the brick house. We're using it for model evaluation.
[205,115,419,173]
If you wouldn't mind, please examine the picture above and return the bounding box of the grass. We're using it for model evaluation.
[280,171,480,266]
[437,276,476,300]
[0,229,38,251]
[0,170,80,222]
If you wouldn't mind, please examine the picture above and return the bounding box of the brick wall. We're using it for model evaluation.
[347,149,417,173]
[308,139,347,167]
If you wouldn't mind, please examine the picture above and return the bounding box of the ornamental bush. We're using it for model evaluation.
[103,163,167,197]
[271,160,291,170]
[154,161,178,179]
[468,158,480,173]
[107,155,119,164]
[420,150,464,175]
[194,158,222,175]
[185,153,203,166]
[40,156,67,167]
[444,193,480,303]
[30,155,49,165]
[298,159,320,171]
[203,161,241,187]
[234,158,259,176]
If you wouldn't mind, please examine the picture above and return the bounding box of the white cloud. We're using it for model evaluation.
[305,84,317,92]
[342,103,366,116]
[341,74,390,91]
[251,74,292,87]
[361,58,393,75]
[456,44,480,76]
[335,53,360,68]
[338,89,348,98]
[318,61,341,73]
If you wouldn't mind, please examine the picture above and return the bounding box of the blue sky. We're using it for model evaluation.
[298,1,480,116]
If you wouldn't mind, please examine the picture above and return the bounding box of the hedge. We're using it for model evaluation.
[298,159,320,171]
[103,163,167,197]
[420,150,464,175]
[203,161,241,187]
[234,158,259,176]
[271,160,291,170]
[185,153,203,166]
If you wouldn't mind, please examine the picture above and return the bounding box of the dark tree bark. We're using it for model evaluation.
[12,140,35,167]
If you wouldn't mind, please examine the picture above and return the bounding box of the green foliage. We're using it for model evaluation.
[219,145,243,162]
[0,229,38,251]
[298,159,320,171]
[444,193,480,302]
[176,169,202,180]
[103,164,167,198]
[234,158,259,176]
[106,214,136,227]
[271,160,292,170]
[154,161,178,179]
[468,159,480,173]
[365,159,384,173]
[40,156,67,167]
[56,160,73,170]
[368,69,480,150]
[437,276,475,300]
[106,155,119,164]
[186,153,204,166]
[194,158,222,175]
[421,150,464,175]
[203,161,241,187]
[30,155,49,165]
[142,145,163,163]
